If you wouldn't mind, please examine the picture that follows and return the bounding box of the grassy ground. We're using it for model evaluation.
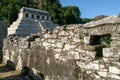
[0,61,24,80]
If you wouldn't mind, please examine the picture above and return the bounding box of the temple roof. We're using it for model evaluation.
[20,7,50,16]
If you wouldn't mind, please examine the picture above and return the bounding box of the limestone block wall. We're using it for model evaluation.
[3,22,120,80]
[4,24,96,80]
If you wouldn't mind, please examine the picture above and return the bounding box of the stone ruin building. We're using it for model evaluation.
[0,7,120,80]
[8,7,57,37]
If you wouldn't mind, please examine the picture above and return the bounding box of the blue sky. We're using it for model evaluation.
[60,0,120,18]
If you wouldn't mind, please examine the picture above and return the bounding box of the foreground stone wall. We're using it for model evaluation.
[3,16,120,80]
[4,24,88,80]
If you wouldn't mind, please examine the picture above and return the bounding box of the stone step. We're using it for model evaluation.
[40,21,47,29]
[9,19,21,28]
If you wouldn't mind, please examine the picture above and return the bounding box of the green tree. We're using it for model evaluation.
[0,0,83,25]
[63,6,81,24]
[82,18,93,24]
[0,0,35,24]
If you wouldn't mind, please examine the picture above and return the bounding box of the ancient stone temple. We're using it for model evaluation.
[8,7,57,37]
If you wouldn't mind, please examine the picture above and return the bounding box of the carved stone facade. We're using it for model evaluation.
[8,7,57,37]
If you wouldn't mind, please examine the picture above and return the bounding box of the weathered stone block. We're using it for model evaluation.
[74,48,86,53]
[103,48,113,57]
[72,37,81,43]
[76,62,87,68]
[54,54,60,59]
[85,51,96,59]
[70,51,80,59]
[54,49,62,53]
[97,71,108,77]
[56,42,63,48]
[59,37,68,43]
[63,44,76,51]
[48,39,56,43]
[109,67,120,74]
[84,36,90,44]
[51,34,58,38]
[111,41,120,47]
[112,37,120,40]
[44,33,51,38]
[86,63,100,70]
[58,31,69,36]
[68,31,74,37]
[42,42,51,47]
[108,74,120,80]
[99,64,105,69]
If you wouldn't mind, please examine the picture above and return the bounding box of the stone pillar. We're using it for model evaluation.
[34,14,36,19]
[44,16,47,20]
[84,35,91,45]
[110,32,120,57]
[40,15,42,20]
[49,17,51,21]
[29,13,32,19]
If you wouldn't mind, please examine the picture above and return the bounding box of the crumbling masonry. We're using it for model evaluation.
[1,7,120,80]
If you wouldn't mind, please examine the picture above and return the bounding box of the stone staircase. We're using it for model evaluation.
[8,19,22,35]
[8,18,57,37]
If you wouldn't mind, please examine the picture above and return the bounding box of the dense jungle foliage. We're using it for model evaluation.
[0,0,92,25]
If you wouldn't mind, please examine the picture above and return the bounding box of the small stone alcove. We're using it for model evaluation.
[89,34,112,59]
[90,34,112,46]
[90,35,102,45]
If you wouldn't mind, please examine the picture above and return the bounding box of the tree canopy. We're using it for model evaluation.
[0,0,35,24]
[0,0,91,25]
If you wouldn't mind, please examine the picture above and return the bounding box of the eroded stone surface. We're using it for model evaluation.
[3,15,120,80]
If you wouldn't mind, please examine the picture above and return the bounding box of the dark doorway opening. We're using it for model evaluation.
[25,13,29,18]
[90,35,102,45]
[89,34,112,59]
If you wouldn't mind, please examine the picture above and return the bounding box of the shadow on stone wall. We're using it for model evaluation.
[0,21,8,61]
[19,46,95,80]
[0,63,15,73]
[1,75,23,80]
